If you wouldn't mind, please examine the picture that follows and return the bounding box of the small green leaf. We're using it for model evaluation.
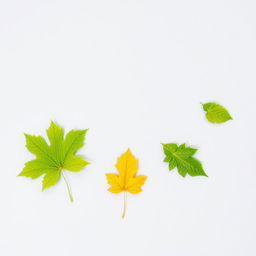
[201,102,232,123]
[19,121,89,201]
[162,143,207,177]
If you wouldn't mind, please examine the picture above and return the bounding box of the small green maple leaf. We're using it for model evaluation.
[162,143,207,177]
[18,121,89,202]
[201,102,232,124]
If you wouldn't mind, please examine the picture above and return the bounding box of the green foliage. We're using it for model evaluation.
[162,143,207,177]
[201,102,232,123]
[18,121,89,201]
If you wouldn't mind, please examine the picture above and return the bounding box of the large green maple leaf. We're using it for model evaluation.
[162,143,207,177]
[18,121,89,201]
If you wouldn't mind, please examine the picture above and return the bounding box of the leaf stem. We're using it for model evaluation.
[61,170,74,202]
[121,191,127,219]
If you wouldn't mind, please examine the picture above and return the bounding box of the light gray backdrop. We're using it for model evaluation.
[0,0,255,255]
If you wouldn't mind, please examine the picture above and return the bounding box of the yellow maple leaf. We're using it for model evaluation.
[106,148,147,218]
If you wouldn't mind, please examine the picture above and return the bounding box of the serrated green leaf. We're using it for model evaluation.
[19,121,89,201]
[201,102,232,123]
[162,143,207,177]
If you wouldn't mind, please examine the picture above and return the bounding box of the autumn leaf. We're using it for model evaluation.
[18,121,89,202]
[106,149,147,218]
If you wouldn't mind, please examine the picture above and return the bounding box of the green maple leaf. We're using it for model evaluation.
[162,143,207,177]
[201,102,232,124]
[18,121,89,202]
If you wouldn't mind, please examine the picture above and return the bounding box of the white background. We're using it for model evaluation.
[0,0,256,255]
